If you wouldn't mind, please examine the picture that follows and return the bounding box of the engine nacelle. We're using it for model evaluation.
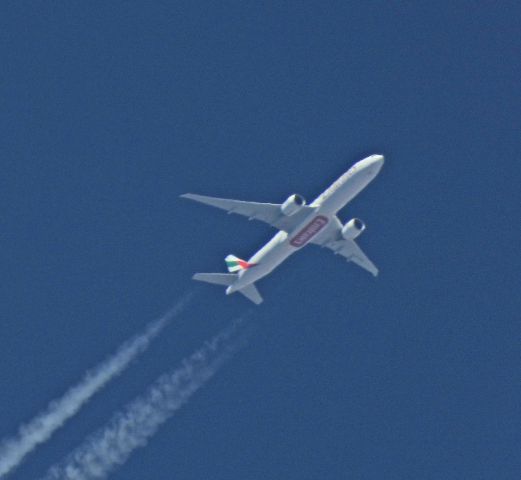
[341,218,366,240]
[280,194,306,216]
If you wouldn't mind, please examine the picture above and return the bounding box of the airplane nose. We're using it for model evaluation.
[370,154,385,171]
[371,154,384,164]
[356,154,385,172]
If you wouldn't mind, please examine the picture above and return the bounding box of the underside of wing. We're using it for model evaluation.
[310,216,378,276]
[180,193,316,232]
[322,238,379,277]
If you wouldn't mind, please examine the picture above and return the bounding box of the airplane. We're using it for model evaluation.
[181,154,384,304]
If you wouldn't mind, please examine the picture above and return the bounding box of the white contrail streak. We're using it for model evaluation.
[42,316,251,480]
[0,292,193,478]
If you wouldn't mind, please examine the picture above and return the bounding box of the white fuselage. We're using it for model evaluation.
[226,154,384,294]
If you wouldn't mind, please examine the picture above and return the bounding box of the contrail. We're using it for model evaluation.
[0,292,194,478]
[41,315,252,480]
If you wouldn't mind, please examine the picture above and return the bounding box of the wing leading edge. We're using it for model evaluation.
[180,193,316,232]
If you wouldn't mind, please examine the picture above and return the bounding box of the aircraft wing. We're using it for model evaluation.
[309,216,378,276]
[321,238,379,276]
[180,193,317,232]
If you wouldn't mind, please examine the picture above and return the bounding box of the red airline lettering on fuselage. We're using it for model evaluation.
[289,215,329,247]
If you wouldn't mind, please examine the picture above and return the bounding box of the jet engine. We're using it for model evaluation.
[280,194,306,216]
[341,218,366,240]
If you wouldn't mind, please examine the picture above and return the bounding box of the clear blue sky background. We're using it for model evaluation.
[1,2,520,479]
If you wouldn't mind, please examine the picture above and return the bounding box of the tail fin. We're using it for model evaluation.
[225,254,257,273]
[192,273,236,286]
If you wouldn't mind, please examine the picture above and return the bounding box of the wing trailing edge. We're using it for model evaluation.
[326,239,379,276]
[180,193,316,233]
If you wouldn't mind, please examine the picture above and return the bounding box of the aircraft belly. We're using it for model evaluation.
[238,231,294,284]
[319,171,374,213]
[256,242,294,273]
[236,242,293,289]
[288,215,329,247]
[248,231,287,263]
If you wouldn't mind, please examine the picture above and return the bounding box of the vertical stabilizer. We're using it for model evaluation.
[225,254,257,273]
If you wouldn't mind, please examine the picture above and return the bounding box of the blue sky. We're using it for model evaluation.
[1,2,520,479]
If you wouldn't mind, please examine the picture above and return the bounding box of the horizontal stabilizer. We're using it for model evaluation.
[192,273,236,286]
[192,273,263,305]
[238,283,263,305]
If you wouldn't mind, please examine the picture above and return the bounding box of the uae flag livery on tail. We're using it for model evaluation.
[225,255,257,273]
